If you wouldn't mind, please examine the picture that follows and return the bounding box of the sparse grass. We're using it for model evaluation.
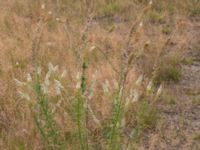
[187,0,200,17]
[154,65,181,85]
[0,0,198,149]
[194,134,200,141]
[194,45,200,55]
[153,55,182,85]
[136,100,159,130]
[182,57,194,65]
[192,96,200,105]
[189,7,200,17]
[145,9,164,23]
[126,97,160,149]
[100,1,121,17]
[162,25,173,35]
[161,90,176,105]
[185,89,199,96]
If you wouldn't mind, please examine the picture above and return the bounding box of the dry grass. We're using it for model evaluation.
[0,0,199,149]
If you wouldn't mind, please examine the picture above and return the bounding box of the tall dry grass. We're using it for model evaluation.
[0,0,198,149]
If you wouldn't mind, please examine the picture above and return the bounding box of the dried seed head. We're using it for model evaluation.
[15,62,19,67]
[27,73,32,82]
[156,84,163,98]
[149,0,153,5]
[139,22,143,27]
[43,73,50,94]
[61,70,67,78]
[41,4,45,10]
[48,62,58,73]
[88,70,98,99]
[54,79,64,95]
[125,97,131,111]
[135,75,143,86]
[48,11,52,15]
[147,80,153,92]
[76,72,81,89]
[14,79,26,87]
[18,91,30,101]
[37,67,42,75]
[42,83,48,94]
[132,90,139,102]
[89,46,96,52]
[102,80,110,93]
[113,79,119,89]
[121,118,126,127]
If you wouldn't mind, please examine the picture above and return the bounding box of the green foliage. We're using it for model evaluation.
[99,1,121,16]
[74,91,88,150]
[189,7,200,17]
[136,100,159,130]
[182,57,194,65]
[166,3,175,14]
[187,0,200,17]
[133,0,149,5]
[127,99,159,149]
[194,134,200,141]
[146,9,164,23]
[192,96,200,105]
[14,60,28,69]
[47,19,59,31]
[33,78,63,150]
[162,25,173,35]
[74,61,89,150]
[154,66,181,85]
[108,94,123,150]
[154,55,181,85]
[161,91,176,105]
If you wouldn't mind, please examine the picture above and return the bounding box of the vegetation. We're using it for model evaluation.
[0,0,199,149]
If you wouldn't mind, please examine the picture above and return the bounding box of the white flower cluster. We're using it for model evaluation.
[102,79,110,94]
[42,62,59,94]
[14,62,68,102]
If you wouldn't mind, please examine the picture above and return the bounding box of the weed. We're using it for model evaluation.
[153,55,181,85]
[189,7,200,17]
[154,65,181,85]
[33,75,64,149]
[2,0,196,149]
[194,134,200,141]
[187,0,200,17]
[146,9,164,23]
[74,61,89,150]
[108,91,123,150]
[34,82,63,149]
[14,63,64,149]
[162,25,173,35]
[192,96,200,105]
[74,91,88,150]
[161,90,176,105]
[99,1,121,17]
[182,57,194,65]
[136,100,159,130]
[127,99,160,149]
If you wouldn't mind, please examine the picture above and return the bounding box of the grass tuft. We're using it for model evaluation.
[154,55,181,85]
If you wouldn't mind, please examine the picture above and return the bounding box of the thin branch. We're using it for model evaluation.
[31,20,45,72]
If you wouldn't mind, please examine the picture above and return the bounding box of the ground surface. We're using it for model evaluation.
[0,1,199,149]
[140,23,200,150]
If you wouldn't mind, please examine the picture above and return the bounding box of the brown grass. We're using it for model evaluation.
[0,0,199,149]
